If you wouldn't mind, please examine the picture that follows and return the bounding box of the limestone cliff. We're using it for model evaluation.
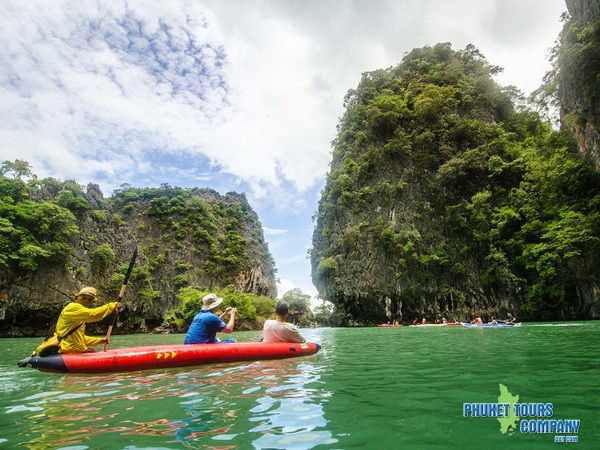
[556,0,600,170]
[312,44,600,325]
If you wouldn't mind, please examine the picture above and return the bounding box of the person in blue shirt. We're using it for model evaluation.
[184,293,237,344]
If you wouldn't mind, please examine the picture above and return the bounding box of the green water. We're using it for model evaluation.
[1,323,599,449]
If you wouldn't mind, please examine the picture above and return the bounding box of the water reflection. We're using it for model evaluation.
[6,353,333,449]
[246,361,336,449]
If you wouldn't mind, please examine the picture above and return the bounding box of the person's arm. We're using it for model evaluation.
[283,323,305,343]
[84,335,105,346]
[64,302,119,323]
[219,307,233,320]
[222,308,237,333]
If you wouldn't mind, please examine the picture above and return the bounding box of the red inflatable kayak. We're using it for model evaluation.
[18,342,321,374]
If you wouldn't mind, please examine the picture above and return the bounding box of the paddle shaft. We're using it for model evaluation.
[103,247,138,351]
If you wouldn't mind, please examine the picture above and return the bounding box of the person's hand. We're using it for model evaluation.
[100,338,110,344]
[230,308,237,317]
[223,307,233,315]
[115,303,124,312]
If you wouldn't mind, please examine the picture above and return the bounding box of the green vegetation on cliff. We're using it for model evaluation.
[0,161,277,335]
[312,43,600,324]
[0,162,78,277]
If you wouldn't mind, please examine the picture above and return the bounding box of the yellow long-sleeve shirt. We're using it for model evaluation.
[55,302,118,353]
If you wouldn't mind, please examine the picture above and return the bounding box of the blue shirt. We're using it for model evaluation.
[184,310,227,344]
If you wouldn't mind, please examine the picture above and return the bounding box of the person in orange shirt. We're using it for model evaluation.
[53,287,122,353]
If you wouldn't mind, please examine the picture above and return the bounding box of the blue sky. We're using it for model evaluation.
[0,0,567,300]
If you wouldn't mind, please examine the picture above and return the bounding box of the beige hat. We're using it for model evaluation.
[202,293,223,310]
[76,287,97,299]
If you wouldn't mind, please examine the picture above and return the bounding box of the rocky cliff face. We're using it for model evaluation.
[311,44,600,325]
[0,178,277,336]
[557,0,600,170]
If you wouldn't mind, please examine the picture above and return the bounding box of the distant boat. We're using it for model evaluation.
[408,322,462,327]
[462,322,521,328]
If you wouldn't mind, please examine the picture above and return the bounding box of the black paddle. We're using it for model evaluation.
[103,247,138,351]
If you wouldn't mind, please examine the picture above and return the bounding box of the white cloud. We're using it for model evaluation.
[278,252,308,266]
[1,0,226,185]
[263,227,288,236]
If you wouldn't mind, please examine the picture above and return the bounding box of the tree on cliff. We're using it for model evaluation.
[312,43,600,324]
[0,162,78,278]
[0,160,36,181]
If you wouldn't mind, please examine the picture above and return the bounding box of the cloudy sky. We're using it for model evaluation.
[0,0,567,300]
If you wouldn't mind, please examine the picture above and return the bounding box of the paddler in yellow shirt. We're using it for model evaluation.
[55,287,122,353]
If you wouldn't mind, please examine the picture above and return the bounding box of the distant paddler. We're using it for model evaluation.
[34,287,122,355]
[498,313,517,324]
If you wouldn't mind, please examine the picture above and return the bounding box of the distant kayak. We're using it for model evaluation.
[462,322,521,328]
[17,342,321,374]
[409,322,462,327]
[377,324,402,327]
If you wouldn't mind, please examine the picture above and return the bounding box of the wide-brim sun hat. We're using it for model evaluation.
[202,293,223,310]
[76,287,97,299]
